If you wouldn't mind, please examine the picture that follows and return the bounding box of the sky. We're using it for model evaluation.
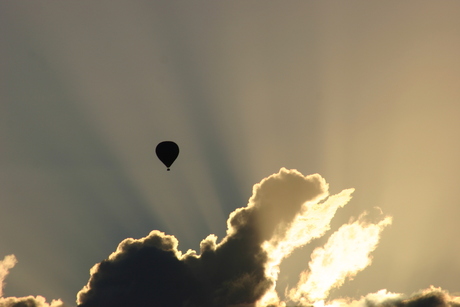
[1,1,460,306]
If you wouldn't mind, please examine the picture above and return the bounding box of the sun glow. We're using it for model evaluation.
[258,188,355,306]
[288,214,392,304]
[248,170,394,307]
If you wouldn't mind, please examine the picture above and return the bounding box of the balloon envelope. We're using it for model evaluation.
[156,141,179,171]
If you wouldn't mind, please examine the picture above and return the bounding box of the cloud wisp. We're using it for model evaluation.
[287,213,392,304]
[1,168,458,307]
[0,296,65,307]
[0,255,17,298]
[1,255,65,307]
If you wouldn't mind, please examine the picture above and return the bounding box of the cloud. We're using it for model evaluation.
[1,255,65,307]
[320,287,460,307]
[0,295,65,307]
[76,230,200,307]
[1,255,17,298]
[288,212,392,303]
[259,186,356,305]
[2,168,458,307]
[76,168,331,307]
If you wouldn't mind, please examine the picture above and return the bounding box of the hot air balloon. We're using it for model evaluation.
[156,141,179,171]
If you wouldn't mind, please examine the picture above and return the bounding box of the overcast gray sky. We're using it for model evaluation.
[1,1,460,306]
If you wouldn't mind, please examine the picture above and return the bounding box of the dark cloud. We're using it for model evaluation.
[399,291,460,307]
[324,288,460,307]
[76,168,327,307]
[364,287,460,307]
[76,231,202,307]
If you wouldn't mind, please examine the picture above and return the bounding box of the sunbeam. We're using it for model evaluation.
[2,1,460,306]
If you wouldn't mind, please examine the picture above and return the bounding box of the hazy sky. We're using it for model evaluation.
[1,1,460,306]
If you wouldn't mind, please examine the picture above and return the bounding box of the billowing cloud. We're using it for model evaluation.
[77,168,332,307]
[2,168,458,307]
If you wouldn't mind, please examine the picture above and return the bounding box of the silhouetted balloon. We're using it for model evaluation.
[156,141,179,171]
